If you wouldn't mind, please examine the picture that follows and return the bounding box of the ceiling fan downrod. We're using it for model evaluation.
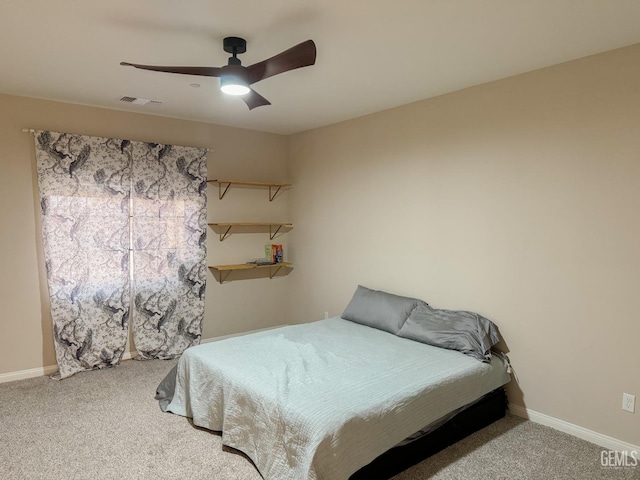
[223,37,246,66]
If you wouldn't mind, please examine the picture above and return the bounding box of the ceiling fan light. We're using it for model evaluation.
[220,76,250,96]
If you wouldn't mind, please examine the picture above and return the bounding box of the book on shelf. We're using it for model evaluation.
[265,244,284,263]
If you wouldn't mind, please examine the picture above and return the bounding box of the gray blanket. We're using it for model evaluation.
[156,318,510,480]
[155,364,177,412]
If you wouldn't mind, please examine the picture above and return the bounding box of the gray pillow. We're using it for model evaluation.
[341,285,427,334]
[397,304,500,362]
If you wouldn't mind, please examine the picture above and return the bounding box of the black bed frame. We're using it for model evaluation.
[350,388,507,480]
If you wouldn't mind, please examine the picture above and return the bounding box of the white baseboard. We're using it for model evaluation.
[0,364,60,383]
[0,350,139,384]
[509,404,639,454]
[200,324,287,344]
[0,324,288,384]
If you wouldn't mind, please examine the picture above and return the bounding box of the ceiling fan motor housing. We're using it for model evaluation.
[221,64,248,82]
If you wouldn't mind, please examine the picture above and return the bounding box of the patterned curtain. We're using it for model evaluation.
[35,131,207,378]
[35,132,132,379]
[131,143,208,359]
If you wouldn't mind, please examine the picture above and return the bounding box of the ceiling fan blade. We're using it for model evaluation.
[241,88,271,110]
[120,62,222,77]
[245,40,316,84]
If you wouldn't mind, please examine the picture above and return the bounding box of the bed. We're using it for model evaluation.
[157,293,511,480]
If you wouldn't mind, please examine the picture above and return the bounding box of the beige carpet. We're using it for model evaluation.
[0,359,637,480]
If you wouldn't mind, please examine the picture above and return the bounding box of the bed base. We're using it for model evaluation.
[350,388,507,480]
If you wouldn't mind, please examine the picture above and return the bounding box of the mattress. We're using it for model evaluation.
[163,317,511,480]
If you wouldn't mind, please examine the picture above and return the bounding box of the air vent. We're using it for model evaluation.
[118,96,162,106]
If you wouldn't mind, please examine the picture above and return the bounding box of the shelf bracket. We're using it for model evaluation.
[269,224,283,240]
[268,185,282,202]
[219,270,232,284]
[219,225,233,241]
[219,182,232,200]
[269,265,283,279]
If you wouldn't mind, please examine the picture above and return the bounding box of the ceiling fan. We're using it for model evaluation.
[121,37,316,110]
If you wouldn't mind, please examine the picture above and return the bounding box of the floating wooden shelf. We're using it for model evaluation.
[209,262,293,284]
[208,222,292,241]
[208,179,291,201]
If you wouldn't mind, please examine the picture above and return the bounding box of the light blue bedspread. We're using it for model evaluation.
[166,317,510,480]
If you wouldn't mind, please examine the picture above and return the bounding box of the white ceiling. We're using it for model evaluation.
[1,1,640,135]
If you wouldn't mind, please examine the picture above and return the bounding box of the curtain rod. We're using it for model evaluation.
[21,129,208,152]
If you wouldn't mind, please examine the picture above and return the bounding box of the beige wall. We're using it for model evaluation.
[0,94,289,375]
[287,44,640,445]
[2,44,639,447]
